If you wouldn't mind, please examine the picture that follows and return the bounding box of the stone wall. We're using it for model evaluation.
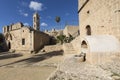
[11,23,23,30]
[45,29,63,37]
[42,45,62,52]
[6,27,32,52]
[78,0,120,41]
[3,22,23,33]
[34,31,50,51]
[71,36,81,54]
[63,43,77,54]
[86,52,116,64]
[63,26,79,37]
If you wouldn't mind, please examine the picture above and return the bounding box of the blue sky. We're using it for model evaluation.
[0,0,78,32]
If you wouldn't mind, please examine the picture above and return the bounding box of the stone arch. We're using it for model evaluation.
[81,40,88,48]
[81,40,89,56]
[5,33,12,40]
[81,40,88,61]
[86,25,91,35]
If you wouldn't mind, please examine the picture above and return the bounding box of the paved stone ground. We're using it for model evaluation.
[48,54,120,80]
[0,51,64,80]
[0,67,55,80]
[1,52,120,80]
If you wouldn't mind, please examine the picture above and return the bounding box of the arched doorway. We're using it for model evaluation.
[86,25,91,35]
[8,42,11,49]
[81,40,88,61]
[81,41,88,48]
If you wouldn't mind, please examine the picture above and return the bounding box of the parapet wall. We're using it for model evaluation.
[3,22,23,33]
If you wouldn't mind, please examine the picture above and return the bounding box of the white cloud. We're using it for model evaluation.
[23,13,28,17]
[19,10,28,17]
[41,22,48,27]
[29,1,43,11]
[24,23,29,26]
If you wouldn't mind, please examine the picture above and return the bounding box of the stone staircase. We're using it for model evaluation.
[63,43,77,54]
[41,36,80,54]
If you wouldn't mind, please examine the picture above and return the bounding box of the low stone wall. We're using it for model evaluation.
[71,36,81,54]
[86,52,119,64]
[42,45,63,52]
[63,43,77,54]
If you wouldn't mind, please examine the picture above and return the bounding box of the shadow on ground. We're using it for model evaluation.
[0,50,63,67]
[0,52,11,55]
[0,53,23,60]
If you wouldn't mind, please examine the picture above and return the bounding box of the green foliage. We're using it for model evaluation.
[0,33,4,44]
[68,34,74,42]
[56,35,66,44]
[0,33,5,52]
[56,34,74,44]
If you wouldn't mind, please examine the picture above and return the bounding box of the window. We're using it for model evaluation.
[86,25,91,35]
[7,26,9,32]
[22,38,25,45]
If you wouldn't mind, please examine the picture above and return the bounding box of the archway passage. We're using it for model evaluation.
[81,40,88,61]
[81,40,88,62]
[8,42,11,49]
[86,25,91,35]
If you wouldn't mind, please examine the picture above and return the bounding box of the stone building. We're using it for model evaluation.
[63,25,79,37]
[45,28,63,37]
[45,25,79,38]
[3,12,50,53]
[70,0,120,64]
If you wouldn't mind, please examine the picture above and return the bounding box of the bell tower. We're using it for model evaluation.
[33,12,40,31]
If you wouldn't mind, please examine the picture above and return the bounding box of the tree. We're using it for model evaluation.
[0,33,4,44]
[64,34,74,43]
[56,35,66,44]
[0,33,5,52]
[55,16,61,23]
[56,34,74,44]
